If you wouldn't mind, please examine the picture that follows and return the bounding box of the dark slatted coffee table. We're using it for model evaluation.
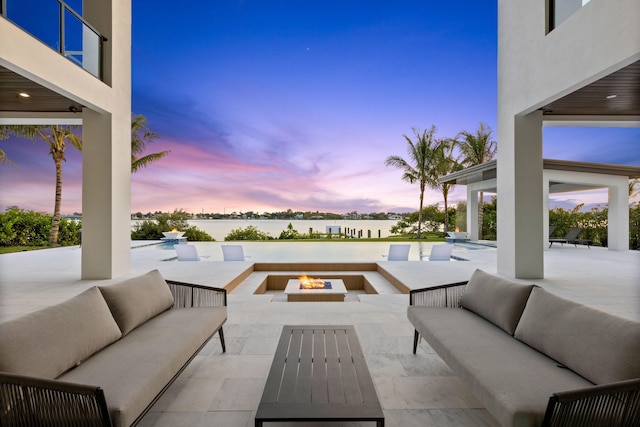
[255,325,384,426]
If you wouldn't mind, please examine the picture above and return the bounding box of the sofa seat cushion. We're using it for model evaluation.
[98,269,174,335]
[0,287,122,379]
[408,306,592,427]
[459,269,535,335]
[57,306,227,427]
[514,287,640,385]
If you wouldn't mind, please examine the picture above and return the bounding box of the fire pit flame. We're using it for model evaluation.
[298,275,330,289]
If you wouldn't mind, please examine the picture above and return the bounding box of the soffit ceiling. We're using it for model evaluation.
[0,66,84,112]
[542,60,640,116]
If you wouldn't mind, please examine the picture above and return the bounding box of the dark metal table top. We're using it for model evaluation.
[255,325,384,426]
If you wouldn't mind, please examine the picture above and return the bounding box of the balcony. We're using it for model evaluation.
[1,0,105,80]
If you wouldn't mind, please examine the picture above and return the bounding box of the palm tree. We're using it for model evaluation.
[385,126,441,239]
[456,122,496,238]
[131,114,170,173]
[4,125,82,245]
[0,128,10,164]
[431,138,462,232]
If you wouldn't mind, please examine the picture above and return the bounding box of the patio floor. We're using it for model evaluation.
[0,241,638,426]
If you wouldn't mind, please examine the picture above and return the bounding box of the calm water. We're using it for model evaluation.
[132,219,399,241]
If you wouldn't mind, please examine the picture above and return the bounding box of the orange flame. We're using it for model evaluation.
[170,228,178,232]
[298,275,328,289]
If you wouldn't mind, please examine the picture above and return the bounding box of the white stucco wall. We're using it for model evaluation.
[497,0,640,278]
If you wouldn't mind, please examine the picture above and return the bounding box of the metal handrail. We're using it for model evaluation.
[1,0,106,79]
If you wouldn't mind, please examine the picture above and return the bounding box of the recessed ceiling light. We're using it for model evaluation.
[18,92,30,98]
[606,94,617,99]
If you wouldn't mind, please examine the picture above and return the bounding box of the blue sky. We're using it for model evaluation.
[1,1,638,215]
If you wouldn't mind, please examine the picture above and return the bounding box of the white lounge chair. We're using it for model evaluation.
[174,244,207,261]
[221,245,249,261]
[383,244,410,261]
[423,244,453,261]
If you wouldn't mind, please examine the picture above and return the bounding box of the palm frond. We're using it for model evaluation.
[132,150,171,173]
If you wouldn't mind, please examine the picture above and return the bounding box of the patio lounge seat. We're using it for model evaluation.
[0,270,227,427]
[421,244,453,261]
[174,244,209,260]
[221,244,249,261]
[408,269,640,427]
[382,244,410,261]
[549,227,591,248]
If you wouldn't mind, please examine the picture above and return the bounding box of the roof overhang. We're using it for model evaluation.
[440,159,640,194]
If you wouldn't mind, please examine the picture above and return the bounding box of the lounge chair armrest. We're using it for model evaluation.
[409,281,468,308]
[166,280,227,308]
[542,377,640,426]
[0,371,112,426]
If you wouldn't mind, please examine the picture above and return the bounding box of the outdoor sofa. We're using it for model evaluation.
[0,269,227,427]
[408,269,640,427]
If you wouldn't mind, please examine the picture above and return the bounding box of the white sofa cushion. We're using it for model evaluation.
[514,287,640,385]
[408,306,592,427]
[98,269,174,335]
[0,287,122,379]
[460,269,535,335]
[58,307,227,427]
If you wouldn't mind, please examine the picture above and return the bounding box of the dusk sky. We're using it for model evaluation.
[1,1,639,215]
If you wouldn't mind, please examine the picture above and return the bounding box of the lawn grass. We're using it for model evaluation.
[0,246,54,254]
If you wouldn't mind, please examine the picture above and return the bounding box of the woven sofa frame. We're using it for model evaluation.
[0,280,227,427]
[409,282,640,427]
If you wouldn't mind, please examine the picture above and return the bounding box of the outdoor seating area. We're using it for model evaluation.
[0,270,227,427]
[0,242,638,427]
[408,269,640,426]
[548,227,592,248]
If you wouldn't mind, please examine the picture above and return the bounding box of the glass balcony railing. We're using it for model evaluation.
[1,0,105,79]
[550,0,592,31]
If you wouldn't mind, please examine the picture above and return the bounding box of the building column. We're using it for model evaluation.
[542,172,550,251]
[608,181,630,251]
[81,111,131,279]
[497,111,544,279]
[81,0,131,279]
[467,187,479,240]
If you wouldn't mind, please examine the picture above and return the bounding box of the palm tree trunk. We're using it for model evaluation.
[443,191,449,233]
[417,189,424,239]
[49,157,63,245]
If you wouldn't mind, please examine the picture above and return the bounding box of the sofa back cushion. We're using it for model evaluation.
[98,269,174,335]
[460,269,535,335]
[0,287,122,379]
[514,287,640,384]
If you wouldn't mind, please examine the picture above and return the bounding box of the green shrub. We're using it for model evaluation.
[130,216,215,241]
[630,203,639,250]
[225,225,273,241]
[184,227,215,241]
[130,219,163,240]
[58,218,82,245]
[0,207,80,246]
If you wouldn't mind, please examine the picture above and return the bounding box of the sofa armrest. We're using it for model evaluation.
[165,280,227,308]
[542,377,640,427]
[409,281,468,308]
[0,371,112,426]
